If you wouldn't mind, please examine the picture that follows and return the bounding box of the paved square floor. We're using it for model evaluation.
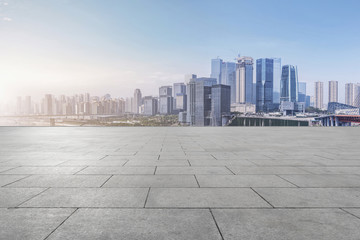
[0,127,360,239]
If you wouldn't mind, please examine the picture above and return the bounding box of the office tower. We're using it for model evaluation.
[298,82,307,103]
[186,77,217,126]
[280,65,298,102]
[211,58,223,84]
[184,74,197,84]
[235,56,253,103]
[173,83,186,110]
[220,62,236,103]
[252,83,257,105]
[328,81,338,103]
[24,96,32,115]
[345,83,360,107]
[125,97,132,113]
[85,93,90,102]
[272,58,281,104]
[133,89,142,114]
[144,96,158,116]
[305,95,311,108]
[159,86,173,115]
[44,94,53,115]
[211,84,231,126]
[314,81,324,109]
[256,58,279,112]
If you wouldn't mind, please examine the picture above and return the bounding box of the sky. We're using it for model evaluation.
[1,0,360,103]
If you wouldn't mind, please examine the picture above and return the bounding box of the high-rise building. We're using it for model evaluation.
[44,94,53,115]
[159,86,173,115]
[314,81,324,109]
[184,74,197,84]
[220,62,236,103]
[328,81,338,103]
[211,84,231,126]
[144,96,158,116]
[345,83,360,107]
[280,65,298,103]
[211,58,223,84]
[24,96,32,115]
[256,58,278,112]
[173,83,186,111]
[298,82,307,103]
[272,58,281,104]
[133,89,142,114]
[235,56,253,103]
[186,77,217,126]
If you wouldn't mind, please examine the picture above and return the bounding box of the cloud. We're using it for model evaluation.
[3,17,12,21]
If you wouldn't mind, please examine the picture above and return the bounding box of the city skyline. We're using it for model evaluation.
[1,0,360,104]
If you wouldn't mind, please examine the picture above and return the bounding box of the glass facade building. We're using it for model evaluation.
[236,57,253,104]
[210,58,223,84]
[159,86,173,115]
[272,58,281,104]
[220,62,236,104]
[280,65,298,103]
[186,77,217,126]
[256,58,274,112]
[211,84,231,126]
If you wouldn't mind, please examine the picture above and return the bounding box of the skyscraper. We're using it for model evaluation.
[159,86,173,115]
[314,81,324,109]
[44,94,53,115]
[186,77,217,126]
[280,65,298,102]
[328,81,338,103]
[144,96,158,116]
[211,85,231,126]
[173,83,186,110]
[133,89,142,114]
[211,58,223,84]
[272,58,281,104]
[298,82,307,103]
[235,56,253,103]
[345,83,360,107]
[256,58,276,112]
[220,62,236,103]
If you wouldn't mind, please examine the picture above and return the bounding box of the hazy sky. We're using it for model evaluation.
[1,0,360,103]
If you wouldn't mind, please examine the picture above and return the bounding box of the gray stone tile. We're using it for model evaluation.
[189,159,255,166]
[146,188,271,208]
[300,166,360,174]
[2,166,85,175]
[228,166,310,175]
[196,175,296,187]
[156,167,232,175]
[212,209,360,240]
[6,175,110,188]
[0,208,75,240]
[0,174,28,186]
[279,174,360,187]
[0,187,46,207]
[0,159,67,166]
[308,159,360,166]
[249,159,320,166]
[343,208,360,218]
[125,160,189,166]
[77,166,155,175]
[254,188,360,207]
[0,166,15,173]
[103,175,198,188]
[59,160,128,166]
[47,209,221,240]
[21,188,148,207]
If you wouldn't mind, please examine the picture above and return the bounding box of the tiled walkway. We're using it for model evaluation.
[1,127,360,239]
